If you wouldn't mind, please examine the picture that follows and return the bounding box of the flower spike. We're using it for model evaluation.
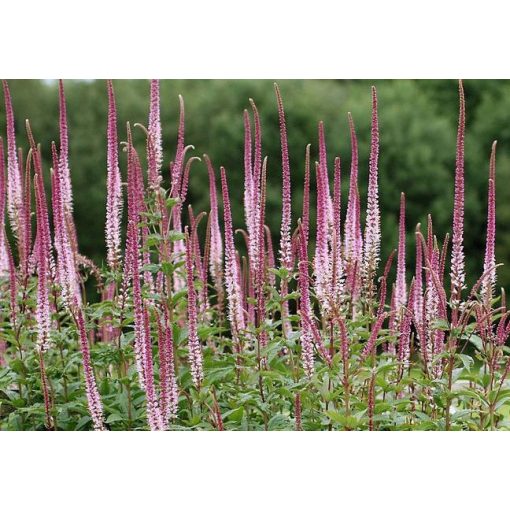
[482,141,497,300]
[105,80,123,270]
[363,86,381,284]
[450,80,466,312]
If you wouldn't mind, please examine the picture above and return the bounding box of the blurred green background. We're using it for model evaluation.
[2,79,509,290]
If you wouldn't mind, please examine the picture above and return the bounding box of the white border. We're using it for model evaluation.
[1,432,508,508]
[2,1,510,508]
[1,1,509,78]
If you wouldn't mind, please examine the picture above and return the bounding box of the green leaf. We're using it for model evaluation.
[106,413,125,424]
[224,407,244,422]
[465,335,484,352]
[141,263,161,274]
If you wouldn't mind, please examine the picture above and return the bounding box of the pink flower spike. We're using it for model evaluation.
[0,138,8,276]
[247,99,263,280]
[395,192,407,310]
[2,81,25,251]
[344,113,360,266]
[249,98,262,214]
[220,167,246,352]
[302,144,311,244]
[333,156,342,251]
[157,306,179,424]
[482,141,498,300]
[21,148,32,276]
[363,86,381,281]
[51,142,79,305]
[314,159,331,310]
[413,225,425,348]
[74,305,106,430]
[127,221,146,388]
[27,122,53,353]
[450,80,466,308]
[398,280,415,368]
[148,79,163,183]
[243,109,253,231]
[105,80,123,271]
[256,158,268,350]
[274,83,292,271]
[34,174,52,353]
[204,154,223,295]
[170,94,186,195]
[332,156,344,301]
[185,227,204,387]
[130,209,164,429]
[58,80,74,215]
[297,226,316,377]
[318,121,333,226]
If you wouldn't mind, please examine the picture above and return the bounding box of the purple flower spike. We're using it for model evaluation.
[158,306,179,424]
[34,176,52,353]
[297,226,316,377]
[318,121,333,226]
[185,227,204,388]
[51,142,79,305]
[148,79,163,185]
[243,110,254,236]
[58,80,74,216]
[105,80,123,271]
[75,306,106,431]
[204,155,223,298]
[482,141,498,300]
[450,80,466,311]
[344,113,360,266]
[274,83,292,271]
[221,167,246,352]
[2,81,25,261]
[332,156,344,302]
[27,122,53,353]
[131,216,164,430]
[395,192,407,310]
[314,158,331,310]
[398,281,415,368]
[0,138,8,276]
[302,144,311,244]
[363,87,381,282]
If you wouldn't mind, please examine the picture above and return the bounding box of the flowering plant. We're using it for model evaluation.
[1,79,509,431]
